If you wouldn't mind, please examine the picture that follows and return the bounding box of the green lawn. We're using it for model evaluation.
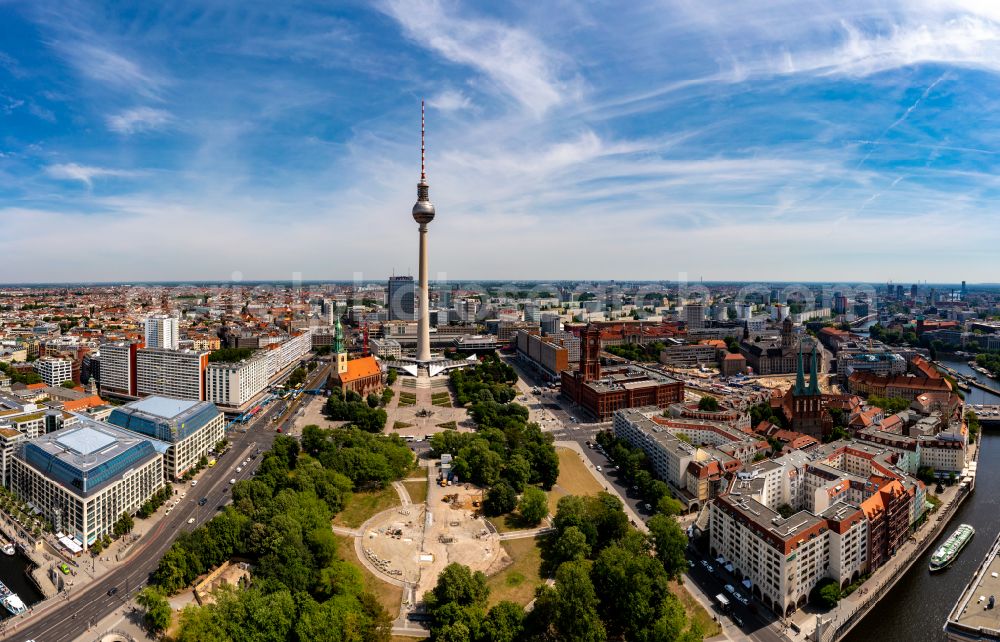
[398,392,417,407]
[547,447,605,514]
[393,421,414,430]
[332,486,401,529]
[333,533,402,618]
[436,421,458,430]
[486,536,547,607]
[402,479,428,504]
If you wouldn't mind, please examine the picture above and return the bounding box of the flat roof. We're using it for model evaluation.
[127,396,200,419]
[55,427,117,455]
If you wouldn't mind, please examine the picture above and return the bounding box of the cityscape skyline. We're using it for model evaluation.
[3,1,1000,282]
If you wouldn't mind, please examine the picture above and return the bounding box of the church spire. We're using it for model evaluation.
[794,342,805,395]
[333,316,345,354]
[808,345,820,395]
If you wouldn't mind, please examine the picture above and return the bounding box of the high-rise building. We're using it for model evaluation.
[144,315,179,350]
[205,350,271,411]
[684,303,705,330]
[388,276,416,321]
[33,356,73,387]
[98,342,141,397]
[136,347,208,400]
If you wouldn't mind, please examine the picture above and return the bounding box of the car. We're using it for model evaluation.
[180,492,187,498]
[107,587,118,596]
[230,478,236,484]
[724,584,736,596]
[700,560,714,573]
[188,517,196,524]
[199,497,208,506]
[236,467,242,473]
[687,560,695,569]
[732,615,745,628]
[191,480,198,486]
[596,465,602,472]
[736,593,749,606]
[644,503,653,511]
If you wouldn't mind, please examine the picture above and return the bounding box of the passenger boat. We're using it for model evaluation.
[0,542,14,556]
[930,524,975,572]
[0,580,25,615]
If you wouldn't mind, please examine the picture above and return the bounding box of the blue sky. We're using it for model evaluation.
[2,1,1000,283]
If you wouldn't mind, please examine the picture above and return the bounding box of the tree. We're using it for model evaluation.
[656,495,683,517]
[811,578,841,608]
[776,503,795,519]
[367,393,380,408]
[698,395,719,412]
[137,587,172,633]
[480,600,525,642]
[549,560,606,642]
[484,481,518,516]
[549,526,591,566]
[60,380,77,389]
[517,487,548,526]
[647,514,688,580]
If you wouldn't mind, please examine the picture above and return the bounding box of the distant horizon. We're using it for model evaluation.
[0,278,984,289]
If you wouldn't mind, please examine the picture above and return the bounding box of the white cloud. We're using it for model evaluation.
[45,163,140,187]
[427,89,472,112]
[106,107,173,134]
[381,0,579,115]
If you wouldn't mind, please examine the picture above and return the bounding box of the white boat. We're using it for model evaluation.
[0,580,25,615]
[1,543,14,556]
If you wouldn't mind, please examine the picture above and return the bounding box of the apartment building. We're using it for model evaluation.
[33,357,73,387]
[144,315,179,350]
[136,348,208,400]
[205,351,271,411]
[98,342,141,397]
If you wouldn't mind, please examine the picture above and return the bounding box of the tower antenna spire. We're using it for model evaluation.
[421,99,426,181]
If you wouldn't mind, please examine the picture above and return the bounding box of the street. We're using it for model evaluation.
[1,360,331,642]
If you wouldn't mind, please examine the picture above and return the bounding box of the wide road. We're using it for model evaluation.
[2,361,330,642]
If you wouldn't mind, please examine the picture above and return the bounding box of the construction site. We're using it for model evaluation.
[359,462,507,603]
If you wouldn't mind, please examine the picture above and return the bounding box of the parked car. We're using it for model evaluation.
[188,517,196,524]
[724,584,736,596]
[230,478,236,484]
[596,466,602,472]
[701,560,714,573]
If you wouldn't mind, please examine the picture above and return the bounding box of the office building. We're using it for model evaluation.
[107,396,224,480]
[540,313,563,335]
[684,303,706,330]
[388,276,416,322]
[144,315,179,350]
[11,418,165,549]
[136,348,208,401]
[369,337,402,360]
[33,357,73,387]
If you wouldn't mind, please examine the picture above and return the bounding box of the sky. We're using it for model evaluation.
[2,1,1000,283]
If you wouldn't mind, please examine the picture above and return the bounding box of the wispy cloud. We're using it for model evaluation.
[106,107,173,134]
[427,89,472,112]
[381,0,580,115]
[45,163,140,187]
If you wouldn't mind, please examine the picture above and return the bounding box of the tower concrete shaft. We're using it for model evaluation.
[417,223,431,362]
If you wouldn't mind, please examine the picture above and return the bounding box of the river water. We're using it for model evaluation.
[0,549,44,617]
[845,359,1000,641]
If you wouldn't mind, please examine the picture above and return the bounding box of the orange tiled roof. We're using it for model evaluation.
[62,396,105,412]
[26,383,47,390]
[340,356,381,383]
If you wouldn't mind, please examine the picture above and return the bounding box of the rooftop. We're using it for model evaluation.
[128,396,201,419]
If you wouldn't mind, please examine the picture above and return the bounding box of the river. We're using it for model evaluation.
[845,359,1000,641]
[0,549,44,617]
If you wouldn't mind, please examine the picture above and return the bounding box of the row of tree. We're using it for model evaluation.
[326,388,388,433]
[605,341,667,363]
[147,432,406,640]
[450,354,518,406]
[427,492,696,642]
[593,431,684,518]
